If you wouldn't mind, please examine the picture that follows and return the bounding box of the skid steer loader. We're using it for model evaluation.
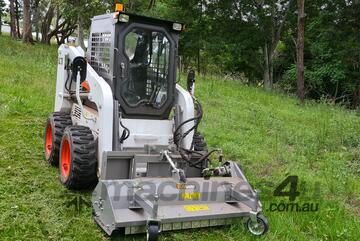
[44,4,269,241]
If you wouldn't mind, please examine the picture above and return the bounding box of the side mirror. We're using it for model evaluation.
[187,70,196,95]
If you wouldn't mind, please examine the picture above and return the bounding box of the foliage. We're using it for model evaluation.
[2,0,358,105]
[0,0,5,17]
[1,34,360,241]
[281,0,360,105]
[0,0,5,33]
[139,0,359,105]
[14,0,357,105]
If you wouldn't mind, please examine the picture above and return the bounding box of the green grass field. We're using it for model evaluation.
[0,35,359,241]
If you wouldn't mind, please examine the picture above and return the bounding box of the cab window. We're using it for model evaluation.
[122,28,170,108]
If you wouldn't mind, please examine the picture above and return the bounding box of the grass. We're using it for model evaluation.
[0,34,359,241]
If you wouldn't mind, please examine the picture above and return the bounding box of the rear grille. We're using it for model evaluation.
[89,32,112,81]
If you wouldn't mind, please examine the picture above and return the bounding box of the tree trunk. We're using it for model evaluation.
[354,83,360,108]
[128,0,135,11]
[32,0,40,41]
[9,0,17,39]
[36,31,39,41]
[0,11,2,35]
[15,0,21,38]
[296,0,305,103]
[197,47,201,75]
[41,5,55,44]
[77,14,85,49]
[22,0,33,43]
[0,0,4,35]
[270,58,274,86]
[263,43,272,90]
[148,0,156,10]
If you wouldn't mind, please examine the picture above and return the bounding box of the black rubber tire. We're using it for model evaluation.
[44,112,72,166]
[59,126,98,190]
[246,214,269,236]
[146,225,159,241]
[193,132,208,152]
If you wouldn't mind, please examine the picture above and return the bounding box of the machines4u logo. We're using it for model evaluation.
[265,176,320,212]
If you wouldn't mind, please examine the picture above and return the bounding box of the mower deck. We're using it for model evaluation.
[92,163,261,236]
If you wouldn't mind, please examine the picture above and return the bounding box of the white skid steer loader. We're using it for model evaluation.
[44,5,269,241]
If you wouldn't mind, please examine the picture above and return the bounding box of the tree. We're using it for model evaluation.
[251,0,293,90]
[3,0,356,107]
[77,13,85,49]
[23,0,33,43]
[48,6,77,45]
[296,0,305,103]
[40,0,111,47]
[148,0,156,10]
[0,0,5,35]
[9,0,17,39]
[40,2,55,44]
[15,0,21,38]
[70,0,95,50]
[40,1,78,45]
[31,0,41,41]
[343,0,360,107]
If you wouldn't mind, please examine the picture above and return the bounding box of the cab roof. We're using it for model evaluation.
[117,12,184,33]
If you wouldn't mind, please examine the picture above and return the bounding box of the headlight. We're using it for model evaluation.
[173,23,182,31]
[119,14,130,23]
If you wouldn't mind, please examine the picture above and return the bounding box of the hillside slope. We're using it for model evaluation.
[0,35,359,240]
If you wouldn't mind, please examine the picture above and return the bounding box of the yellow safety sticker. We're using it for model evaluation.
[176,183,196,189]
[184,204,209,212]
[181,192,200,200]
[176,183,186,189]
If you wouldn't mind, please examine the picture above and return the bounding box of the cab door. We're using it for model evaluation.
[115,22,177,119]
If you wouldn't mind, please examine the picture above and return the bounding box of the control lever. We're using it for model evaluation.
[162,150,186,183]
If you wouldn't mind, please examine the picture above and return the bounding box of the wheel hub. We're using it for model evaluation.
[248,218,266,236]
[45,123,53,158]
[61,138,71,178]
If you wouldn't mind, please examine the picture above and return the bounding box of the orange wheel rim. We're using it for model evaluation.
[45,123,53,158]
[61,138,71,178]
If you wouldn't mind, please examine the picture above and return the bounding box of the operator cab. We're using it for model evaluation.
[87,11,183,119]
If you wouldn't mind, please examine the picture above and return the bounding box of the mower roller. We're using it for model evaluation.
[44,6,268,240]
